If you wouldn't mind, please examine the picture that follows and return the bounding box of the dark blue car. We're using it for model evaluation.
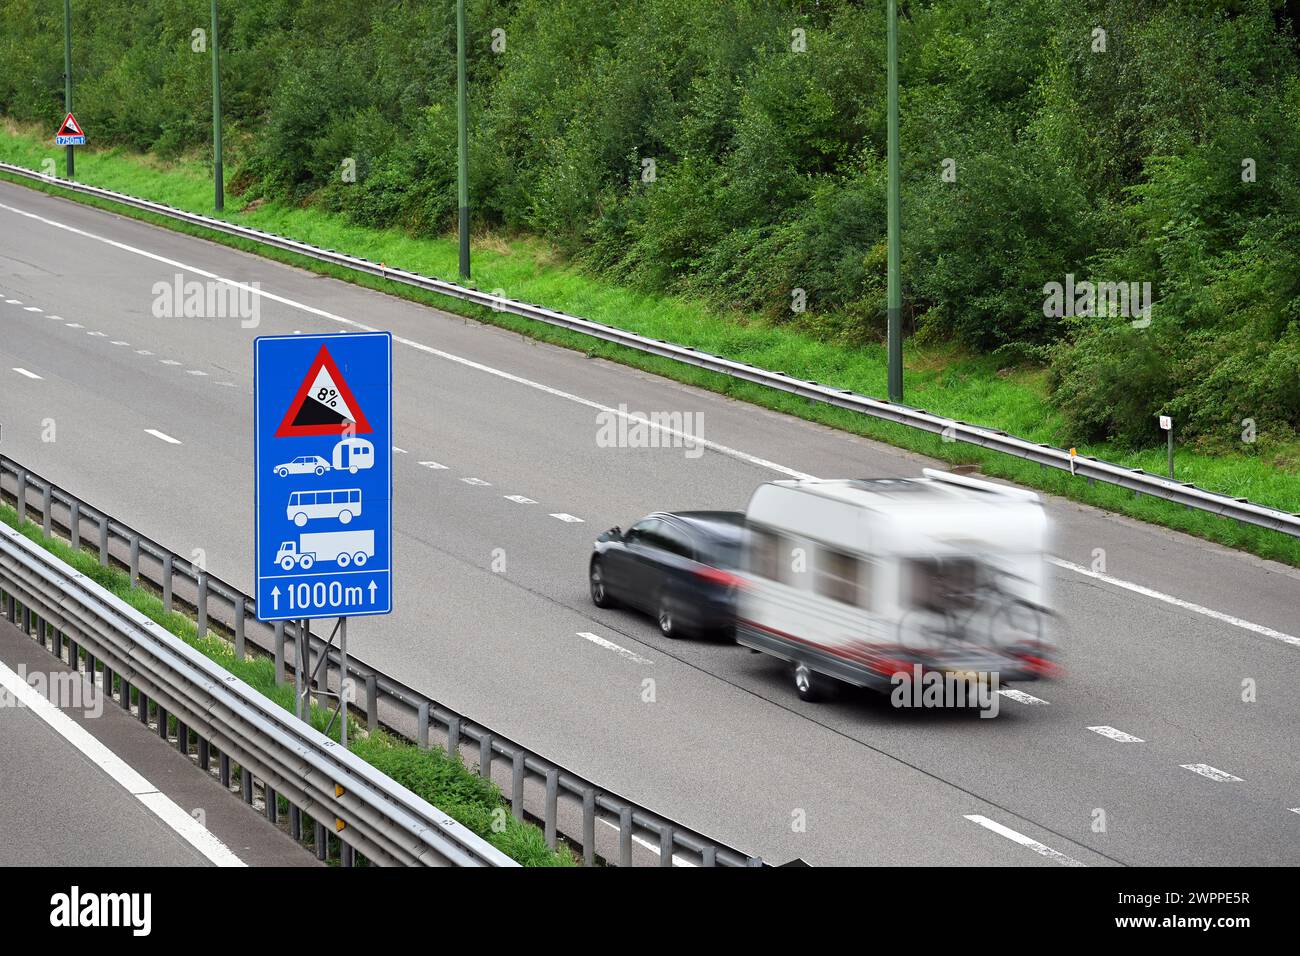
[589,511,746,638]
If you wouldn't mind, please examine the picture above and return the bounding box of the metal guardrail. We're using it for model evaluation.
[0,455,761,867]
[0,513,514,867]
[2,160,1297,539]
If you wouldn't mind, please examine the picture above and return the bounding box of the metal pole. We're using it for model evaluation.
[1167,426,1174,479]
[456,0,470,279]
[63,0,73,178]
[886,0,903,403]
[338,617,348,749]
[210,0,223,211]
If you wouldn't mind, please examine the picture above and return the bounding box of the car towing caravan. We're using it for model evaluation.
[736,469,1057,703]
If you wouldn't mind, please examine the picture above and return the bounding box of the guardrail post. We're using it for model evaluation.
[341,842,353,867]
[98,517,109,567]
[265,787,277,823]
[315,822,327,860]
[102,665,112,698]
[234,598,245,660]
[69,500,80,548]
[41,484,51,537]
[274,621,285,683]
[196,572,208,637]
[157,706,168,740]
[21,605,31,635]
[119,677,131,711]
[162,554,173,612]
[479,733,493,778]
[544,769,559,848]
[129,535,140,587]
[15,469,27,522]
[582,788,596,866]
[511,751,525,821]
[176,722,188,755]
[659,825,674,867]
[138,691,149,724]
[241,769,253,804]
[447,716,461,757]
[365,674,377,732]
[198,737,210,771]
[68,636,79,670]
[290,806,301,842]
[619,807,633,867]
[219,753,230,788]
[416,701,429,748]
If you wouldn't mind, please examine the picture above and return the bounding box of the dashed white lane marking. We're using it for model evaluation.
[576,632,652,666]
[504,495,537,504]
[135,349,153,356]
[1087,725,1144,743]
[23,306,41,312]
[392,446,408,454]
[550,513,584,523]
[963,815,1085,867]
[1290,808,1300,815]
[461,477,491,486]
[6,198,1293,650]
[186,369,208,376]
[1180,764,1243,783]
[1051,559,1300,649]
[144,428,182,445]
[216,381,237,387]
[418,461,447,470]
[12,367,43,379]
[598,819,695,867]
[110,340,129,346]
[86,330,106,337]
[997,689,1049,705]
[65,322,83,328]
[46,314,62,320]
[3,298,21,304]
[160,359,182,366]
[0,658,244,866]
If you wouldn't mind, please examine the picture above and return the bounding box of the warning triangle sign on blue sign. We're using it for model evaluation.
[275,344,374,437]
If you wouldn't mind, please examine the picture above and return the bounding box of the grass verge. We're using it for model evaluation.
[0,121,1296,567]
[0,499,573,866]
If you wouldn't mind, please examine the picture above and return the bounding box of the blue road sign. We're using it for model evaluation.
[254,332,392,621]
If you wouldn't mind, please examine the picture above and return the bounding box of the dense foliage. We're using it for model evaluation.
[2,0,1297,449]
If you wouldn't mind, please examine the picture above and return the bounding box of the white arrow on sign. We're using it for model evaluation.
[368,581,378,602]
[271,586,281,610]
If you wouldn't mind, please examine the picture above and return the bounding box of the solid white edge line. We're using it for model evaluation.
[1051,558,1300,648]
[11,367,42,380]
[0,658,245,866]
[144,429,182,445]
[4,197,1294,648]
[963,814,1085,866]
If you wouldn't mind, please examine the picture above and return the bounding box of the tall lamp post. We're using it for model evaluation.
[211,0,223,211]
[63,0,73,178]
[456,0,470,279]
[886,0,903,403]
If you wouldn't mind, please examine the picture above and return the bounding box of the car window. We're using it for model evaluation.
[656,521,694,559]
[625,519,657,545]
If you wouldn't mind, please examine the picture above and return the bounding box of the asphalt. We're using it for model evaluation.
[1,179,1298,866]
[0,616,314,866]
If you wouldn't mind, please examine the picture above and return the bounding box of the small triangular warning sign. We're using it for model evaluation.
[56,113,82,137]
[275,345,373,437]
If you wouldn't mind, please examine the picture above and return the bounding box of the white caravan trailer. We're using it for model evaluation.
[736,470,1057,702]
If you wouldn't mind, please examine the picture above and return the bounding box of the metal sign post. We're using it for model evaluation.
[1159,414,1173,479]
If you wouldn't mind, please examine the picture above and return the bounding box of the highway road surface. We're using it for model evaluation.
[0,615,312,866]
[1,179,1298,866]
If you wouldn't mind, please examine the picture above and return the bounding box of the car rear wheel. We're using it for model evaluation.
[589,560,615,608]
[793,663,837,703]
[657,593,687,639]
